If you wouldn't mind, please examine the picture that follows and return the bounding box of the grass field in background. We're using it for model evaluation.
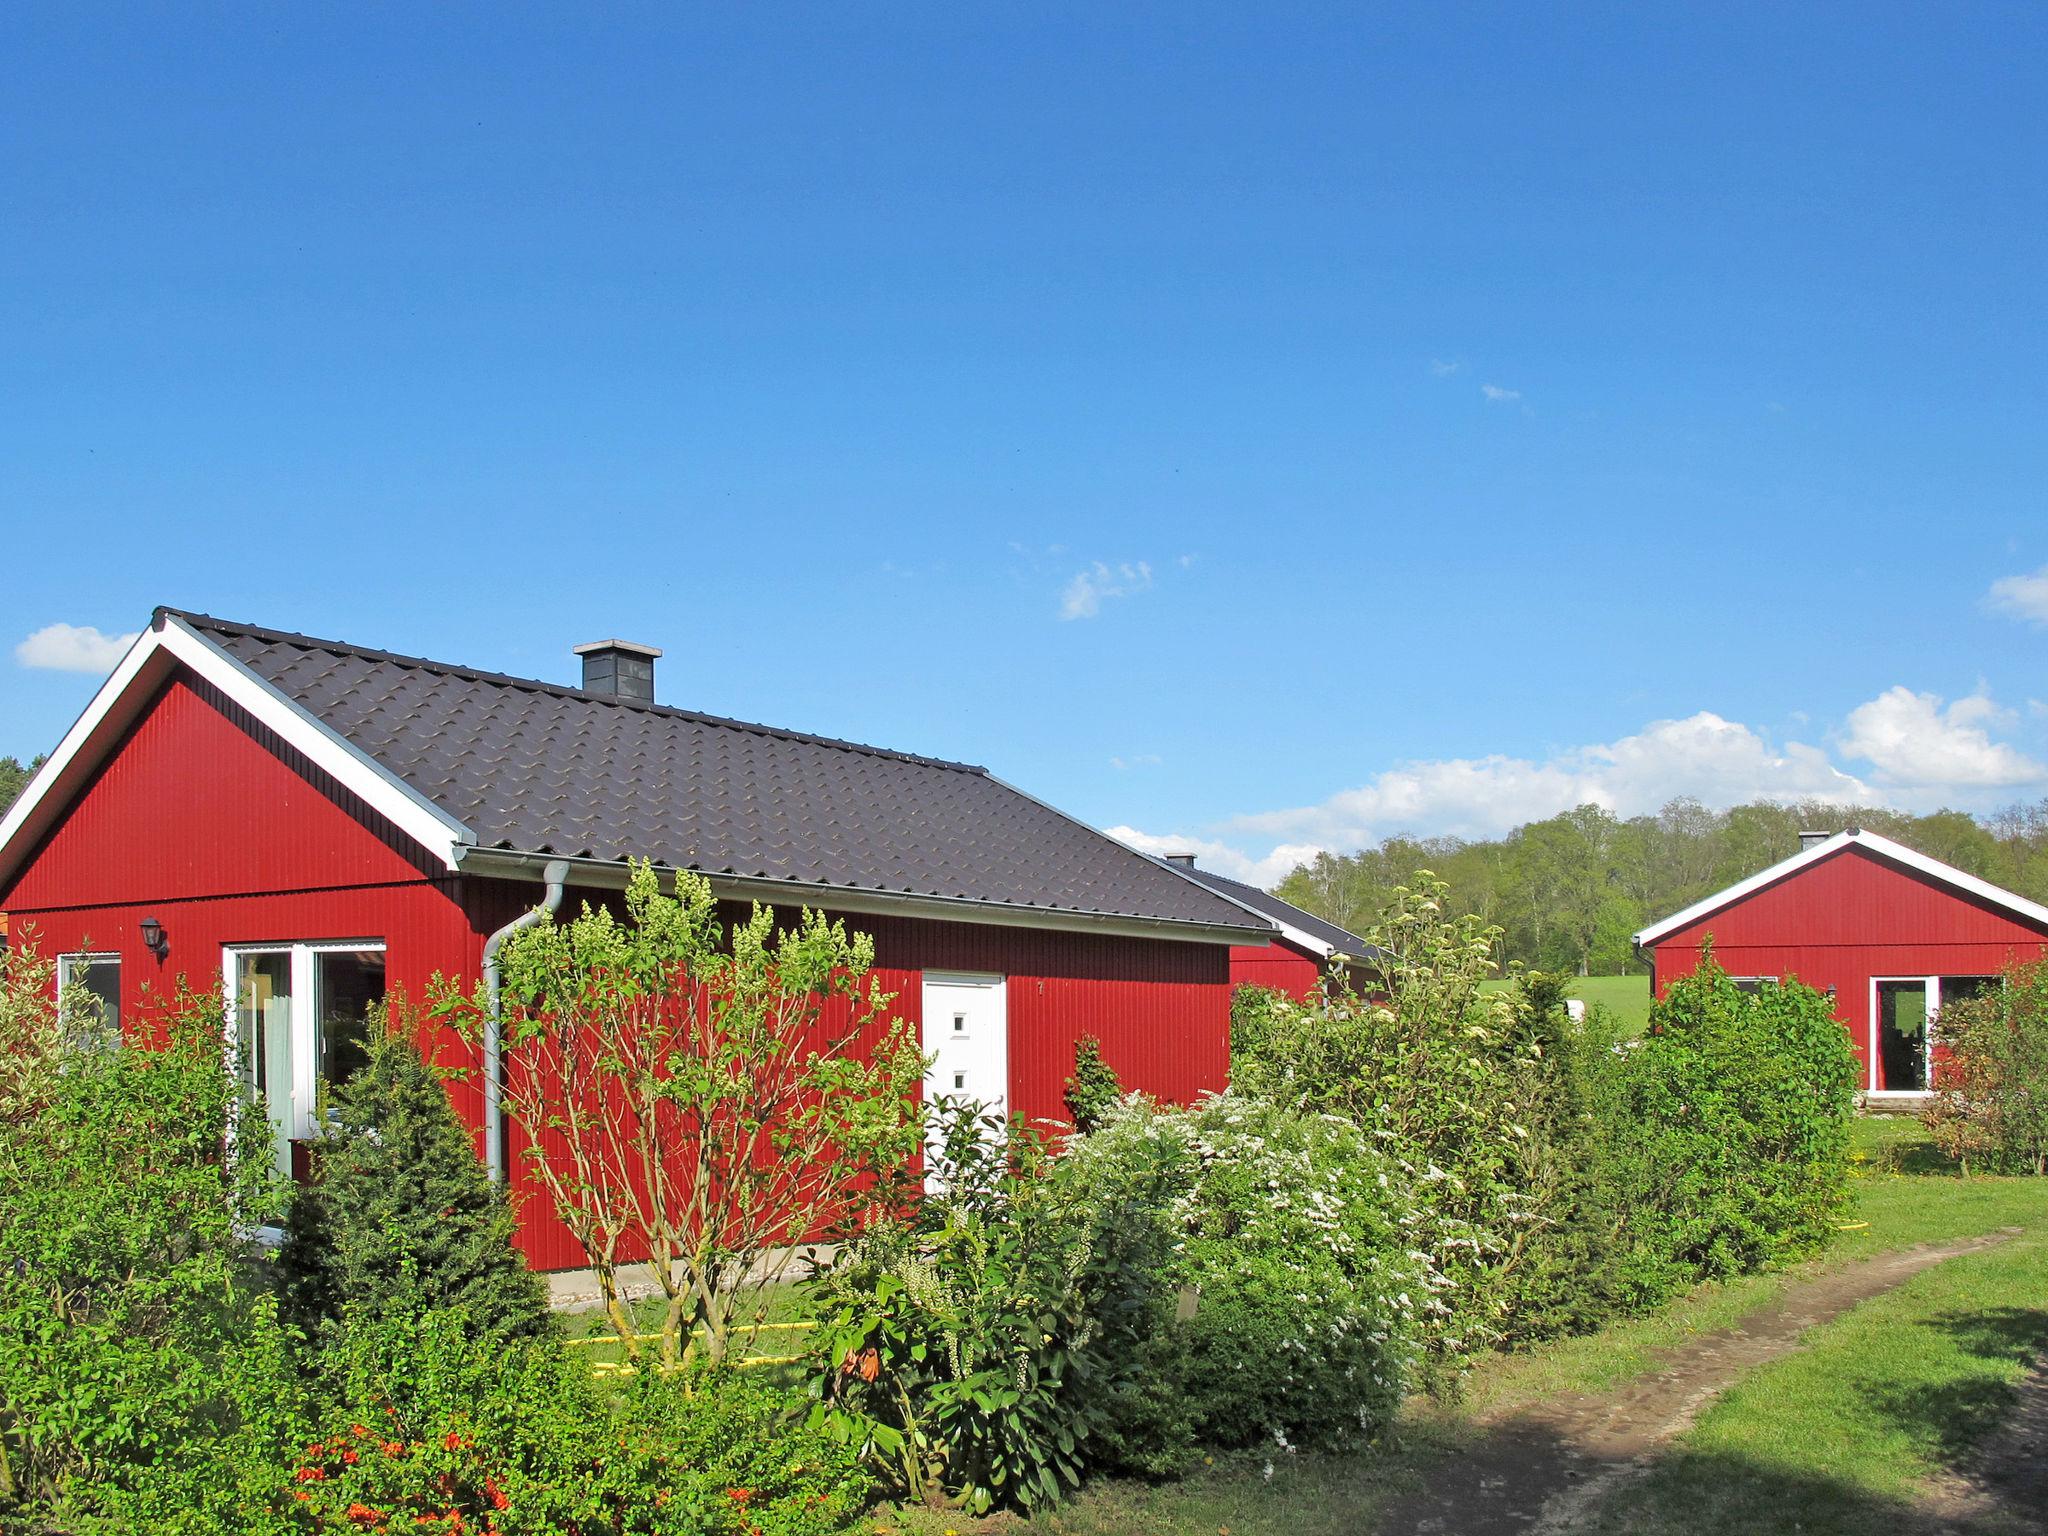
[1479,972,1656,1035]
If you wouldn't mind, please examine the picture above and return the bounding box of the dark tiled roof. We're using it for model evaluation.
[164,609,1267,934]
[1169,862,1381,959]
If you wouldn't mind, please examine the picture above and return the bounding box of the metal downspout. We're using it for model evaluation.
[481,858,570,1183]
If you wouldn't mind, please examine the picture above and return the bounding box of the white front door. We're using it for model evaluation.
[923,971,1009,1120]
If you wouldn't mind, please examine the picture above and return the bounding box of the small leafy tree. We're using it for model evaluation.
[441,860,925,1368]
[0,927,65,1131]
[1061,1035,1123,1133]
[1923,960,2048,1175]
[279,1012,554,1349]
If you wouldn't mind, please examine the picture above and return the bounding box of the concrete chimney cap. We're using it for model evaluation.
[573,638,663,658]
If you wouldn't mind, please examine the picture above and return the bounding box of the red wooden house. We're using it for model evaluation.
[1633,827,2048,1102]
[0,608,1275,1269]
[1157,855,1379,1000]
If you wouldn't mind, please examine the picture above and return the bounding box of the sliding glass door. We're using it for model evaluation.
[1868,974,2002,1095]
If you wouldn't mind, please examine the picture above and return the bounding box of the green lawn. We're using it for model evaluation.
[880,1118,2048,1536]
[1479,972,1656,1035]
[1575,1121,2048,1534]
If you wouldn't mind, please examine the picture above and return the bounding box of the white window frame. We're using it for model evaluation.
[223,939,387,1146]
[1729,975,1779,993]
[57,950,122,1044]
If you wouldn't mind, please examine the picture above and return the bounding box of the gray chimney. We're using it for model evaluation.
[1798,830,1834,850]
[573,639,662,703]
[1165,853,1198,868]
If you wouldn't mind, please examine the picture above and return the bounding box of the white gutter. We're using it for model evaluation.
[479,857,570,1182]
[454,846,1274,949]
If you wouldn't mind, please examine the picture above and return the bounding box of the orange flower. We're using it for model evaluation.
[344,1504,383,1525]
[444,1431,467,1451]
[296,1467,328,1483]
[342,1448,360,1465]
[726,1487,755,1504]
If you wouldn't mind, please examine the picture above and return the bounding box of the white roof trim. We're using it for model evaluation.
[1633,827,2048,948]
[0,614,472,891]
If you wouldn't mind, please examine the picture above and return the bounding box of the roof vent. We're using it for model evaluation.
[573,639,662,703]
[1164,853,1198,868]
[1798,830,1835,850]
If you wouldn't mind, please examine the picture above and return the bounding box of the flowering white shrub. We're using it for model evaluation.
[1052,1093,1436,1474]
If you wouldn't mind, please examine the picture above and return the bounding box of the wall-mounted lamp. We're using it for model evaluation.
[139,916,168,960]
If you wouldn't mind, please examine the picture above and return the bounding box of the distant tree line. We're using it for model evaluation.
[0,756,44,817]
[1276,797,2048,977]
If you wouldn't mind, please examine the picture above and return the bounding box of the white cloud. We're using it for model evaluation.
[1059,560,1154,620]
[14,623,141,674]
[1107,688,2048,891]
[1838,686,2045,787]
[1429,358,1463,377]
[1225,712,1875,850]
[1480,383,1521,403]
[1110,754,1163,771]
[1985,565,2048,627]
[1105,825,1324,890]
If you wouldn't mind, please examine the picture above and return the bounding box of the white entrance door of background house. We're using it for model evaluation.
[922,971,1009,1123]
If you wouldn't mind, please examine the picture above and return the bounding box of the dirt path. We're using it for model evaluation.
[1377,1232,2020,1536]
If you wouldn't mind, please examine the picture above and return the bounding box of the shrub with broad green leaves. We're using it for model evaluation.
[0,969,279,1513]
[1599,951,1859,1305]
[803,1103,1106,1516]
[805,1094,1432,1505]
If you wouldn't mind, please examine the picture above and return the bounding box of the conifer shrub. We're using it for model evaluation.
[1489,974,1635,1344]
[280,1013,555,1351]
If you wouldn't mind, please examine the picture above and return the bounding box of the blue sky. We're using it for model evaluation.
[5,4,2046,884]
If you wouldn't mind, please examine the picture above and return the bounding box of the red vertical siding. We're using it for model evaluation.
[0,668,482,1185]
[458,881,1236,1269]
[1229,938,1325,1000]
[4,676,437,911]
[0,671,1238,1274]
[1647,845,2048,1091]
